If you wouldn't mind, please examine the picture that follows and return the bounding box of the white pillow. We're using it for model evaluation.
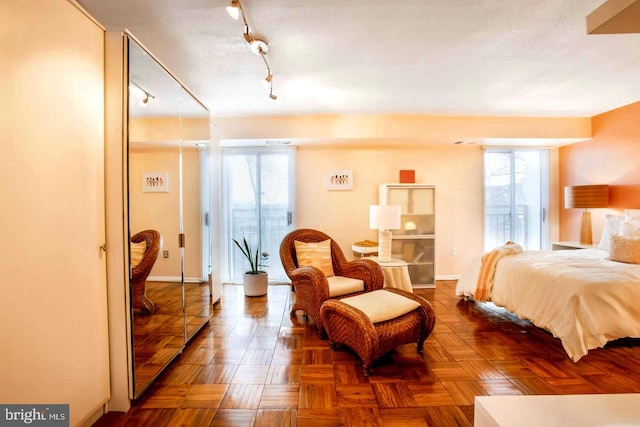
[624,209,640,218]
[598,214,624,251]
[620,217,640,238]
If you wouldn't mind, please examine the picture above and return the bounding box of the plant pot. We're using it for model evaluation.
[243,271,268,297]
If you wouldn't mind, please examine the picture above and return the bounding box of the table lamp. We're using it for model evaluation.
[564,184,609,245]
[370,205,401,262]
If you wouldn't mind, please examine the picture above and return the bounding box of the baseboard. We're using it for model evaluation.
[436,274,460,280]
[148,276,204,283]
[78,401,108,427]
[413,284,435,289]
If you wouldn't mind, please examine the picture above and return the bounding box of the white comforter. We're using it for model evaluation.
[456,249,640,361]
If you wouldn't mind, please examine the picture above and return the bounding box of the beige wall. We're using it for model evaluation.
[215,113,569,276]
[129,117,209,143]
[215,114,591,142]
[129,146,203,280]
[0,0,110,424]
[295,143,485,276]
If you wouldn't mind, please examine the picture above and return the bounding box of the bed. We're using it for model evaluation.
[456,247,640,362]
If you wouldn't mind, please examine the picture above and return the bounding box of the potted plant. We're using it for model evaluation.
[233,237,269,297]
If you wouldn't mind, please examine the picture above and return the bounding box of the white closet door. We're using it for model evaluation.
[0,1,110,424]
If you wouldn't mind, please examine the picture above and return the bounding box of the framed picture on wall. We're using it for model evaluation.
[142,172,169,193]
[326,169,353,190]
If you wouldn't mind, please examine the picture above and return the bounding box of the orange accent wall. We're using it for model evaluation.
[559,101,640,242]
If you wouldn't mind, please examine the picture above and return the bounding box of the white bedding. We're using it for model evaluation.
[456,249,640,361]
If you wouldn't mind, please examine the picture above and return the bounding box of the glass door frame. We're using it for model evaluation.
[483,147,549,251]
[220,146,295,283]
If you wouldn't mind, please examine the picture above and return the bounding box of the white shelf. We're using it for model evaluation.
[379,184,436,287]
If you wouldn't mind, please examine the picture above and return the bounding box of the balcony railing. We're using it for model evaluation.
[485,205,529,251]
[230,206,290,281]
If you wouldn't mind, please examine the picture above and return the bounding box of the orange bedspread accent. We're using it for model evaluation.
[474,241,523,301]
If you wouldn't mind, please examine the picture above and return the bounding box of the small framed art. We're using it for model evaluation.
[142,172,169,193]
[326,169,353,191]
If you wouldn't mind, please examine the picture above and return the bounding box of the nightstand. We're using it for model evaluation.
[551,241,599,251]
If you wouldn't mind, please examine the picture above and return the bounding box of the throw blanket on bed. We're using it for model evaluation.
[474,241,523,301]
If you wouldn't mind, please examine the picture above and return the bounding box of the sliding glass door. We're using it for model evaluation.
[222,148,295,282]
[484,148,548,251]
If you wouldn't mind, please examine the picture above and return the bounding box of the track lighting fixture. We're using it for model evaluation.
[138,92,154,108]
[129,81,155,108]
[226,0,278,101]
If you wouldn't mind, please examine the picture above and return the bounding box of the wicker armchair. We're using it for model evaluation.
[131,229,162,315]
[280,228,384,337]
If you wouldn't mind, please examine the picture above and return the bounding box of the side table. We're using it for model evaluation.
[551,241,598,250]
[368,256,413,293]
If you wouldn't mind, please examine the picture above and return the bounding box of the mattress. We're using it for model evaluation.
[456,249,640,361]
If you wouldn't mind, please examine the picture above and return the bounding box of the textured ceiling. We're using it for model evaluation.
[77,0,640,118]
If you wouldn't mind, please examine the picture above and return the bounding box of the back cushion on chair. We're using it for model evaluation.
[294,239,335,277]
[130,241,147,267]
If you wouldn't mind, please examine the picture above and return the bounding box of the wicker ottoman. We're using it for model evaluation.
[320,288,436,376]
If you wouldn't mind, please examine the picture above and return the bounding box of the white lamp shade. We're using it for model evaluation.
[370,205,401,230]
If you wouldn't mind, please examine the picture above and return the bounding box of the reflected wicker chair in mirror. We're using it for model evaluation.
[131,229,162,315]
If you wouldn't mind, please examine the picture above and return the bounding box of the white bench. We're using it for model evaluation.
[475,394,640,427]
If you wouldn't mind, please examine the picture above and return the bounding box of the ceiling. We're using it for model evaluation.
[77,0,640,119]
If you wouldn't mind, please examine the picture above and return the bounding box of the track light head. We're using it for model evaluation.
[250,39,269,55]
[136,89,155,108]
[243,26,253,43]
[138,94,150,107]
[226,0,240,20]
[262,73,273,88]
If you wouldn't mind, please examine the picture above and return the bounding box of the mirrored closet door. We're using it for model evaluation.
[126,36,212,398]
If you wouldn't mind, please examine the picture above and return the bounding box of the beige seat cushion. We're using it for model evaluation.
[294,239,335,277]
[340,289,420,323]
[327,275,364,297]
[131,241,147,267]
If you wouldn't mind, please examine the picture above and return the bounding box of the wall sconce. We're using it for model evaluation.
[370,205,401,262]
[564,184,609,245]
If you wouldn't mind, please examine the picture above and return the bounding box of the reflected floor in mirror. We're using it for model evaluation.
[133,281,212,396]
[97,281,640,427]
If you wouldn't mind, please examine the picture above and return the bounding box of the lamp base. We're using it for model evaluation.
[580,210,593,245]
[378,230,392,262]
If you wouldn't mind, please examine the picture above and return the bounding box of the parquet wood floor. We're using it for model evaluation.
[132,281,212,396]
[95,281,640,426]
